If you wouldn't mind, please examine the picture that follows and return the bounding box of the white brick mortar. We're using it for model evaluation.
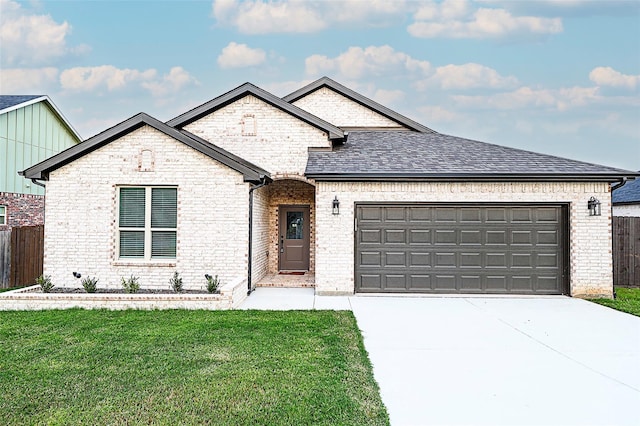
[292,87,406,129]
[44,125,251,291]
[184,95,330,177]
[315,181,613,298]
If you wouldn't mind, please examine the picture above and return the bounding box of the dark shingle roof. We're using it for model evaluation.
[613,177,640,204]
[306,131,637,181]
[0,95,43,111]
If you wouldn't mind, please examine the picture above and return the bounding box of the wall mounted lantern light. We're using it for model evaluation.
[587,196,601,216]
[72,272,81,279]
[332,196,340,215]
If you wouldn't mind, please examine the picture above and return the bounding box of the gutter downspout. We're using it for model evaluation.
[248,176,269,296]
[609,177,628,300]
[31,178,46,188]
[611,177,627,192]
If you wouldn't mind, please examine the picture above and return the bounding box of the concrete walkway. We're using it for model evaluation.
[239,289,640,426]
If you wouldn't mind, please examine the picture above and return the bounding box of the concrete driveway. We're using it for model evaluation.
[351,296,640,426]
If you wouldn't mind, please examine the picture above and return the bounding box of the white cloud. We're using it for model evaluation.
[261,79,314,97]
[418,105,459,123]
[408,0,563,39]
[141,67,200,97]
[0,67,59,93]
[0,0,89,66]
[59,65,198,97]
[305,45,431,80]
[212,0,326,34]
[217,42,267,69]
[453,86,599,111]
[418,63,518,90]
[373,89,405,106]
[589,67,640,90]
[60,66,157,92]
[211,0,408,34]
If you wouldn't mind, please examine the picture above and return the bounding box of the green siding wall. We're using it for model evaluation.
[0,102,80,195]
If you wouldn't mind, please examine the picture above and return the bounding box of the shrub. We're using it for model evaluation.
[81,276,99,293]
[206,274,221,294]
[36,275,54,293]
[169,271,183,293]
[121,275,140,294]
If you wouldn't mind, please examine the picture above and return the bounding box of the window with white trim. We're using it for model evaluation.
[118,187,177,260]
[0,205,6,225]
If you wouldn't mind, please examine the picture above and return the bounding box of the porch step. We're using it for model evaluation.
[256,273,315,288]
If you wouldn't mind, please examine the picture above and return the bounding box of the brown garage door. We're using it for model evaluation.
[355,204,567,294]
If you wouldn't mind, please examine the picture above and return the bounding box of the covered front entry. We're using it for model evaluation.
[279,205,310,271]
[355,203,567,294]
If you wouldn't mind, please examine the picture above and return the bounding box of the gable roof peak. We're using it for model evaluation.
[166,81,344,140]
[283,77,437,134]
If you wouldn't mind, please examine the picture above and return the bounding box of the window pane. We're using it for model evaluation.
[152,231,176,258]
[286,212,303,239]
[120,188,145,228]
[151,188,177,228]
[120,231,144,258]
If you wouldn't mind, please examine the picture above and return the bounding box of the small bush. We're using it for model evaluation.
[169,271,183,293]
[206,274,221,294]
[121,275,140,294]
[36,275,54,293]
[81,277,99,293]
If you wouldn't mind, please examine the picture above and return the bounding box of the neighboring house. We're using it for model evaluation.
[21,77,638,298]
[612,177,640,217]
[0,95,81,230]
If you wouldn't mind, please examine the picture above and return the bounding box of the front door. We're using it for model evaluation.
[279,206,310,271]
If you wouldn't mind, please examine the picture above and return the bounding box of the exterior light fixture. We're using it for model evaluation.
[72,272,81,279]
[587,197,601,216]
[332,196,340,215]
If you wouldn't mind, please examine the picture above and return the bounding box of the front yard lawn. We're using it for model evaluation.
[0,310,389,425]
[589,287,640,317]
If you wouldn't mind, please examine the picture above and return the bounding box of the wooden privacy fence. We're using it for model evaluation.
[0,225,44,289]
[613,217,640,287]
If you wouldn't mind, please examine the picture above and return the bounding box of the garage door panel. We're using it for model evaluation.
[360,229,381,244]
[384,229,406,244]
[385,275,406,289]
[433,275,456,290]
[435,230,456,244]
[360,252,381,266]
[461,230,482,245]
[356,205,565,294]
[410,274,431,289]
[410,252,431,267]
[410,229,431,244]
[385,252,406,266]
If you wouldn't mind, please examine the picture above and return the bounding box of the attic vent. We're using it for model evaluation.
[241,114,257,136]
[138,149,155,172]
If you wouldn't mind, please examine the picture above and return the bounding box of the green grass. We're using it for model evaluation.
[0,286,25,293]
[0,310,389,425]
[589,287,640,317]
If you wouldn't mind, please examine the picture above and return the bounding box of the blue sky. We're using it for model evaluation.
[1,0,639,170]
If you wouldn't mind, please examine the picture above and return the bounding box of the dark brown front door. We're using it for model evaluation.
[279,206,310,271]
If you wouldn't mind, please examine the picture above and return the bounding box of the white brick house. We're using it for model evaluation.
[21,77,638,298]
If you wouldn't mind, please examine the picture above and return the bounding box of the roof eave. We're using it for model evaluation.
[304,173,638,182]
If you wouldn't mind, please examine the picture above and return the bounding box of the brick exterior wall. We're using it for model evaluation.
[0,192,45,230]
[266,179,316,274]
[251,184,270,285]
[184,94,331,178]
[44,125,252,290]
[292,87,407,129]
[315,181,614,298]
